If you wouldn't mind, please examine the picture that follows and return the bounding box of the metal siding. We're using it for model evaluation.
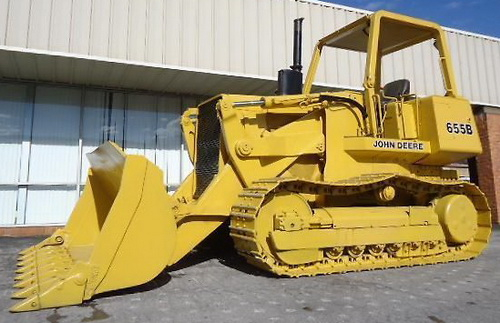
[213,0,229,71]
[5,0,30,48]
[344,10,361,86]
[447,32,463,94]
[322,9,336,84]
[54,56,74,84]
[489,41,500,104]
[80,90,107,181]
[124,93,157,162]
[69,0,92,55]
[333,9,350,86]
[258,0,274,76]
[310,4,325,82]
[243,0,259,75]
[164,0,181,66]
[283,0,297,69]
[271,0,286,75]
[180,0,198,68]
[50,0,72,52]
[402,47,415,93]
[0,81,202,225]
[297,2,312,80]
[35,55,57,82]
[456,32,472,99]
[89,0,111,57]
[474,37,489,103]
[228,0,244,73]
[468,35,482,102]
[156,95,182,186]
[0,0,499,106]
[109,0,129,60]
[25,187,76,224]
[0,189,18,225]
[27,0,52,50]
[0,0,8,45]
[421,42,434,95]
[0,84,28,184]
[482,40,496,104]
[197,0,214,70]
[146,0,164,64]
[28,86,81,183]
[128,0,147,62]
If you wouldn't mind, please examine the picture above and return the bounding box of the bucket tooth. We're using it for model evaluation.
[10,295,40,312]
[19,246,35,256]
[16,262,35,272]
[17,258,34,267]
[14,270,35,281]
[18,253,35,262]
[12,286,37,299]
[13,277,36,289]
[11,267,87,312]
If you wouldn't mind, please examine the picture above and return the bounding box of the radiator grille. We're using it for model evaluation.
[194,99,221,198]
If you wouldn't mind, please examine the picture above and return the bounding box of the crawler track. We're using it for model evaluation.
[229,174,491,276]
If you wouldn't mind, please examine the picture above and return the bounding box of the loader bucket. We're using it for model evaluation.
[11,142,178,312]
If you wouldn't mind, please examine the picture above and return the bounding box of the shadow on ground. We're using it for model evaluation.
[90,222,271,303]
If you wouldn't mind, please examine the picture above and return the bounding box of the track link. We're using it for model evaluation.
[229,174,492,277]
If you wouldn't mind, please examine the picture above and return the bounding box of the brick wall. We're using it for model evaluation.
[474,107,500,223]
[0,226,61,237]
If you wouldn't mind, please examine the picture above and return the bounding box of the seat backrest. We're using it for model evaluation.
[383,79,410,99]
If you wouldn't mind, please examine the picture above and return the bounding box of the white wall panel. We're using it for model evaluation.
[129,0,147,61]
[25,188,75,224]
[310,4,325,82]
[214,0,230,72]
[70,0,92,55]
[483,40,498,104]
[164,0,181,65]
[0,84,29,183]
[89,0,111,57]
[243,0,259,74]
[146,0,164,64]
[124,94,157,161]
[0,82,200,225]
[271,0,287,75]
[0,0,8,46]
[27,0,52,50]
[29,86,81,183]
[197,0,214,70]
[109,0,129,60]
[50,0,72,52]
[156,96,182,186]
[180,0,198,68]
[488,41,500,104]
[1,0,500,105]
[473,37,489,103]
[5,0,30,48]
[0,189,18,225]
[80,90,107,181]
[320,7,334,84]
[258,0,274,76]
[228,0,244,73]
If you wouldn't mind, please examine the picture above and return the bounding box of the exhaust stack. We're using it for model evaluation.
[277,17,304,95]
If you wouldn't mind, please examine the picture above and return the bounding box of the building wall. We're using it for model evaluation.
[0,0,499,106]
[475,108,500,223]
[0,81,201,226]
[0,0,499,230]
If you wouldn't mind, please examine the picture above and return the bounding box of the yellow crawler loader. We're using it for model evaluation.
[11,11,491,312]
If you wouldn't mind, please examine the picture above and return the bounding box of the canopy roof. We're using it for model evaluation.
[319,11,439,55]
